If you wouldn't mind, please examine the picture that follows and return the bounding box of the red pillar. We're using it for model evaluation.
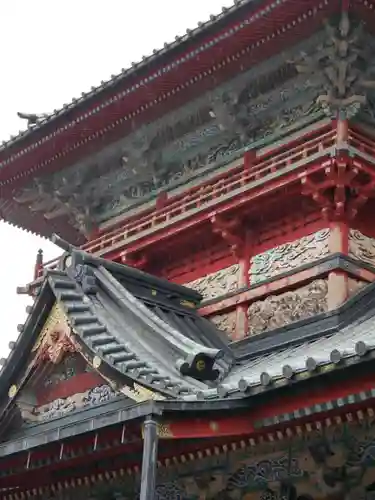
[234,231,251,340]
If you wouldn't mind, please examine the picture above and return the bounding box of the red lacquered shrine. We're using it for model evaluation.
[2,1,375,498]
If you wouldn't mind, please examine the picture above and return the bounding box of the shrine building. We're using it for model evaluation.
[1,0,375,498]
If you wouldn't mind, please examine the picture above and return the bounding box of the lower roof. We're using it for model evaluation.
[3,246,375,411]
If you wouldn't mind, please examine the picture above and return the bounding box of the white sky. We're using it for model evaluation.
[0,0,233,357]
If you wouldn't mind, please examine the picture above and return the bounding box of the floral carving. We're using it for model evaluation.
[32,302,67,353]
[348,278,367,298]
[19,384,117,423]
[186,264,240,301]
[349,230,375,267]
[250,229,330,284]
[247,279,328,336]
[38,331,75,365]
[83,384,116,406]
[209,311,237,338]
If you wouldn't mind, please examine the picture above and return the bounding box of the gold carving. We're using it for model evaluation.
[349,229,375,267]
[32,302,68,352]
[8,385,17,399]
[120,382,165,402]
[180,300,196,308]
[140,421,173,439]
[38,331,75,365]
[247,279,328,336]
[210,311,236,338]
[250,229,330,284]
[186,264,240,301]
[156,422,173,439]
[196,360,206,371]
[92,355,102,369]
[348,277,367,298]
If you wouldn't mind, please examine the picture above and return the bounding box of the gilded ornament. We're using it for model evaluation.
[92,355,102,369]
[180,300,196,308]
[8,385,17,398]
[120,382,165,402]
[32,302,67,352]
[195,359,206,371]
[156,422,174,439]
[349,229,375,267]
[38,331,75,365]
[140,421,173,439]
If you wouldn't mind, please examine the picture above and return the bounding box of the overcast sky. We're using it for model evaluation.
[0,0,232,357]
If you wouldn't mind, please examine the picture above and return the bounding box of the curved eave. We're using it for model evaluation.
[0,0,332,187]
[0,281,55,410]
[0,252,233,417]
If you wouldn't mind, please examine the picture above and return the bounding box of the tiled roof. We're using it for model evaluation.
[0,0,261,154]
[1,248,233,402]
[3,247,375,406]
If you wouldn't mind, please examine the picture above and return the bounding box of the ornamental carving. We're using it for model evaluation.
[209,311,237,338]
[226,457,304,494]
[292,13,375,118]
[18,384,117,423]
[120,382,165,402]
[348,278,367,298]
[250,229,330,285]
[349,229,375,267]
[247,279,328,336]
[186,264,240,301]
[38,330,75,365]
[32,302,68,353]
[43,353,85,387]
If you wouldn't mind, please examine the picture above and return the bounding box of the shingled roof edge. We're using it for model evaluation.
[0,0,262,154]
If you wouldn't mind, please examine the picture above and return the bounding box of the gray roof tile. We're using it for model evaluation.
[3,246,375,405]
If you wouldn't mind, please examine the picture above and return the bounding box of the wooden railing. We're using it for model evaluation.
[348,127,375,157]
[40,125,337,273]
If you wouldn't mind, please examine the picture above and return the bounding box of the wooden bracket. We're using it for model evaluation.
[210,214,244,258]
[301,156,374,221]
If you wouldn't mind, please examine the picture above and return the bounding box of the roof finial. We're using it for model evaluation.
[17,112,48,128]
[33,248,43,280]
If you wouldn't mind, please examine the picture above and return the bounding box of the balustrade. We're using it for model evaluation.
[39,125,337,275]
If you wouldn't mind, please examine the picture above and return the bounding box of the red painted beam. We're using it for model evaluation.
[102,160,330,260]
[35,372,104,406]
[0,0,335,188]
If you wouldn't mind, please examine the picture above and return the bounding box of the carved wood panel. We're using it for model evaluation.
[247,279,329,336]
[250,229,330,285]
[186,264,240,301]
[209,310,237,339]
[349,229,375,267]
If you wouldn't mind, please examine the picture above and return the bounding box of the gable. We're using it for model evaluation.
[9,303,118,425]
[0,293,170,438]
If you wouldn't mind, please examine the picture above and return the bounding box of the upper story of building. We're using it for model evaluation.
[5,0,375,341]
[0,0,369,243]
